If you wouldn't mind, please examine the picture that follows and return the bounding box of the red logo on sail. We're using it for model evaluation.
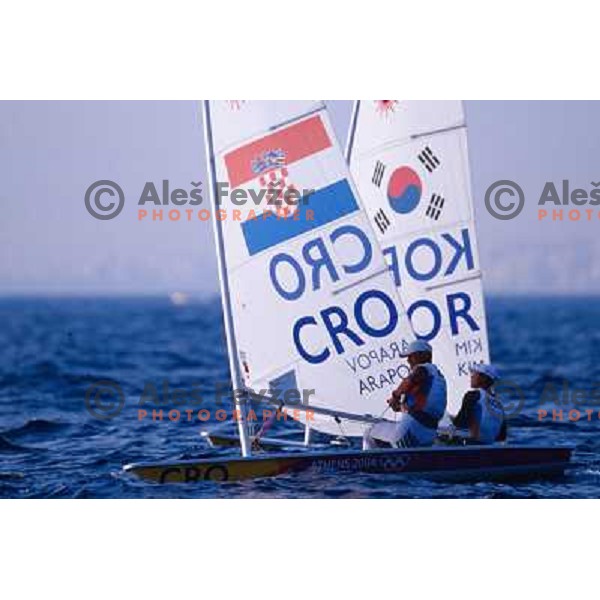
[375,100,400,117]
[225,100,246,110]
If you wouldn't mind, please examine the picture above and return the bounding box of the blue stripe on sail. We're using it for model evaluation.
[241,179,358,256]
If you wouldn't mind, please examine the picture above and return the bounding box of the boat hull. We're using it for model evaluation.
[123,445,572,484]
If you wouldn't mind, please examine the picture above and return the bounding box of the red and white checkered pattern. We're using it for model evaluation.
[258,167,298,218]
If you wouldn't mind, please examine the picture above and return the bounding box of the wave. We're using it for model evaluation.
[0,435,32,453]
[0,472,25,481]
[2,418,69,439]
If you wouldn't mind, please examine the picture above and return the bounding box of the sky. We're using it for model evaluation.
[2,100,600,296]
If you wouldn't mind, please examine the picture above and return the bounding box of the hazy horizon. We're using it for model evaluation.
[2,100,600,297]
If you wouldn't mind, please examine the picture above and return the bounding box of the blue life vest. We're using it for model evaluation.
[472,388,505,443]
[406,363,447,429]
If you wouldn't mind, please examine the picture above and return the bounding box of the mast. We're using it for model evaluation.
[345,100,360,163]
[202,100,252,457]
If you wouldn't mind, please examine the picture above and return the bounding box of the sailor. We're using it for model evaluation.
[451,364,507,444]
[363,340,447,449]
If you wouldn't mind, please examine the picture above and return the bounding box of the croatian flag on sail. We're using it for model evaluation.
[223,115,359,256]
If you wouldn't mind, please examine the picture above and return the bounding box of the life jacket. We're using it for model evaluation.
[406,363,447,429]
[471,388,505,444]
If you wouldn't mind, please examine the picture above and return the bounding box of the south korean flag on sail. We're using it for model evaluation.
[357,126,472,239]
[347,101,490,416]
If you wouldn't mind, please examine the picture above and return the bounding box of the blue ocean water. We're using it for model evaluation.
[1,296,599,499]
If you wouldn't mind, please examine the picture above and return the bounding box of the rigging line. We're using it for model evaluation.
[379,404,392,419]
[333,414,349,441]
[253,399,284,448]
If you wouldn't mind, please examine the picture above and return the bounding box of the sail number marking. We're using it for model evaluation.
[268,224,482,365]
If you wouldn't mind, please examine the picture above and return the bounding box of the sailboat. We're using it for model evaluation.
[123,101,571,484]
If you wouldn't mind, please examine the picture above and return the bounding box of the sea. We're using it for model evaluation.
[1,296,599,499]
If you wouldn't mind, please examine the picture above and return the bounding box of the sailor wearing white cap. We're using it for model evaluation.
[451,363,507,444]
[363,339,447,449]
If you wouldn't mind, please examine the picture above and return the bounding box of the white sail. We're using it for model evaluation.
[204,101,415,437]
[347,101,490,415]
